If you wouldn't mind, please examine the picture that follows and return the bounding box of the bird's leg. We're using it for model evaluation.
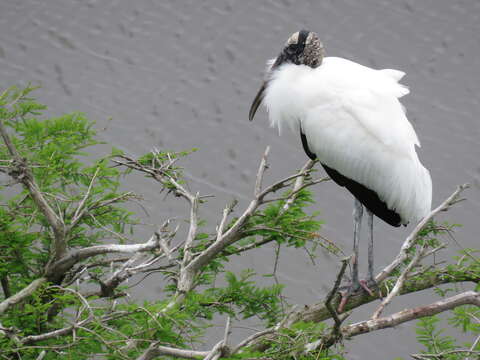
[338,198,363,312]
[354,208,376,297]
[361,208,379,296]
[366,208,375,285]
[351,198,363,291]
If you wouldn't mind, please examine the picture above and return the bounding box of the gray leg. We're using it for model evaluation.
[352,198,363,290]
[366,208,375,283]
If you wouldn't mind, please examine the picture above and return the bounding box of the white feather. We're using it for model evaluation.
[263,57,432,224]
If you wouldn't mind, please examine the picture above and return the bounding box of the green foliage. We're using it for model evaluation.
[414,249,480,360]
[242,321,346,360]
[194,269,284,326]
[0,86,328,359]
[244,188,322,249]
[0,86,136,294]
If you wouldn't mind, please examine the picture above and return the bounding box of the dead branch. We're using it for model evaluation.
[343,290,479,337]
[375,184,469,284]
[70,167,100,227]
[372,241,428,319]
[176,149,317,296]
[46,235,161,277]
[325,257,350,340]
[136,344,209,360]
[282,159,317,211]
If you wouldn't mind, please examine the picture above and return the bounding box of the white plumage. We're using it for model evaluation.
[262,57,432,224]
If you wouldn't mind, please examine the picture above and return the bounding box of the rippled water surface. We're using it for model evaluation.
[1,1,479,358]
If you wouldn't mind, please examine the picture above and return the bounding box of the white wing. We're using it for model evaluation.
[264,57,432,223]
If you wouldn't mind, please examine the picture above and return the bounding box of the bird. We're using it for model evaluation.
[248,30,432,310]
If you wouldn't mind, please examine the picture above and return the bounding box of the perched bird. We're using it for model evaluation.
[249,30,432,309]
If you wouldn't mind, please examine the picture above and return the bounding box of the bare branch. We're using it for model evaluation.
[216,202,234,243]
[47,235,160,276]
[71,167,100,226]
[282,159,317,211]
[412,350,480,360]
[0,277,47,315]
[181,192,199,266]
[136,344,209,360]
[176,150,320,296]
[343,291,479,338]
[254,146,270,197]
[231,328,276,355]
[325,257,350,333]
[247,269,479,352]
[376,184,469,284]
[87,192,136,212]
[372,241,428,319]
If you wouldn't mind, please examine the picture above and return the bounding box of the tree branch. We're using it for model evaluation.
[46,235,161,277]
[177,150,317,295]
[343,291,479,337]
[249,269,478,352]
[375,184,469,284]
[136,344,209,360]
[0,277,47,315]
[0,118,66,260]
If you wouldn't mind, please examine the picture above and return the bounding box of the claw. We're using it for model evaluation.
[337,278,379,313]
[359,279,375,297]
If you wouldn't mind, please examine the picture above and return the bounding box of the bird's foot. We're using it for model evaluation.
[337,278,379,313]
[337,281,360,313]
[358,279,375,297]
[365,277,382,298]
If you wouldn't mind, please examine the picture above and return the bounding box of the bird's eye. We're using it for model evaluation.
[285,44,297,55]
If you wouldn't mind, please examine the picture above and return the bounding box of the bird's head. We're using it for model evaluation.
[249,30,324,121]
[277,30,324,68]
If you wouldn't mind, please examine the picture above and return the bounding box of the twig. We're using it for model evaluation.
[282,159,317,211]
[47,235,160,276]
[181,192,199,266]
[255,146,270,197]
[71,167,100,226]
[325,257,350,333]
[412,350,480,360]
[216,203,233,243]
[176,149,319,296]
[231,328,276,355]
[376,184,469,284]
[136,343,209,360]
[372,241,428,319]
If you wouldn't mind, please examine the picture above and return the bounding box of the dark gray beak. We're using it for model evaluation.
[248,53,286,121]
[248,81,266,121]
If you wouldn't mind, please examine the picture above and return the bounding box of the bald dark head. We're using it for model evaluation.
[273,30,325,69]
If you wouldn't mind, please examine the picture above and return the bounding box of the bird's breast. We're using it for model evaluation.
[264,64,325,134]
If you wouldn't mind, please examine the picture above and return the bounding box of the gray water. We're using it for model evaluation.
[1,1,479,359]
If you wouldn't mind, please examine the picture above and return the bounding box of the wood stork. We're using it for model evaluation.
[249,30,432,309]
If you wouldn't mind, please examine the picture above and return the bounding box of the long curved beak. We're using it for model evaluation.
[249,53,286,121]
[248,81,266,121]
